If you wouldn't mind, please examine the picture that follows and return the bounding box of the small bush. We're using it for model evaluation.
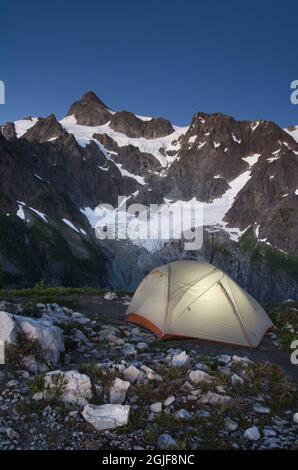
[5,333,44,370]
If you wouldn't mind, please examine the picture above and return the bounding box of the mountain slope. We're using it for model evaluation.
[0,92,297,300]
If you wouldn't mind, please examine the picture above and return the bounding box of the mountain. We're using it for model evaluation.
[0,91,298,301]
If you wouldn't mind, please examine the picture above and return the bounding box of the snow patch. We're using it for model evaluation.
[188,135,196,144]
[14,118,39,138]
[60,115,188,168]
[232,133,241,144]
[284,125,298,143]
[242,153,261,167]
[62,218,80,233]
[267,156,279,163]
[251,121,259,132]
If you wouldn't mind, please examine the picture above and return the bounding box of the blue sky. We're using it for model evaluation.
[1,0,298,127]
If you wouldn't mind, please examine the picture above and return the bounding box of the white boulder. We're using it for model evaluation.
[150,402,162,413]
[141,365,163,382]
[44,370,92,406]
[244,426,261,441]
[82,403,130,430]
[188,370,213,384]
[163,395,175,407]
[231,373,244,386]
[17,316,64,365]
[104,292,118,301]
[123,365,141,383]
[0,311,17,344]
[200,391,231,405]
[171,351,191,367]
[109,377,130,404]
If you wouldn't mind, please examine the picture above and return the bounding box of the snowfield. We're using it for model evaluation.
[60,115,188,168]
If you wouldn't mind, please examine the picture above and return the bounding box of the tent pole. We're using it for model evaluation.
[219,280,253,347]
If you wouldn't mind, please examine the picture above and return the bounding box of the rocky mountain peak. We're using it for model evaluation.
[109,111,174,139]
[79,91,109,108]
[67,91,112,126]
[109,111,144,138]
[0,121,16,141]
[22,114,65,143]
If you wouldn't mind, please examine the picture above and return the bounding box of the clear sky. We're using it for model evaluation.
[1,0,298,127]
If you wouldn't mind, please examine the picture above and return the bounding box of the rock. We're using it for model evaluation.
[150,402,162,413]
[231,373,244,386]
[136,342,148,350]
[0,311,17,344]
[163,395,175,407]
[216,355,231,365]
[74,329,89,343]
[253,403,271,414]
[104,292,118,301]
[171,351,191,367]
[173,409,193,420]
[293,412,298,424]
[122,344,137,357]
[264,428,277,437]
[224,417,239,432]
[75,316,90,326]
[232,355,252,365]
[16,316,64,365]
[109,377,130,404]
[244,426,261,441]
[141,365,163,382]
[200,391,231,405]
[6,428,19,440]
[32,392,43,401]
[188,370,213,384]
[196,410,210,418]
[216,385,226,394]
[107,334,124,345]
[194,362,209,372]
[23,355,48,374]
[44,370,92,406]
[82,404,130,431]
[158,433,177,449]
[123,365,141,383]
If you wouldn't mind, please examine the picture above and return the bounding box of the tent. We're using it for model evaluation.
[126,260,273,347]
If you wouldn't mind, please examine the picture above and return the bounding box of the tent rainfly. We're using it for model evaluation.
[126,260,273,348]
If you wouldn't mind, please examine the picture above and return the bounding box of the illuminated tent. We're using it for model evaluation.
[126,260,273,347]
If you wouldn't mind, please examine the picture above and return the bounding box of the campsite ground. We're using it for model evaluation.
[0,289,297,450]
[3,290,298,383]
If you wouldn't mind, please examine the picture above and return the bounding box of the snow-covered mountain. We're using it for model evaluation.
[0,91,298,301]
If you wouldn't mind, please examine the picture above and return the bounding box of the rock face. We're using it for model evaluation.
[109,111,174,138]
[0,311,16,344]
[23,114,65,143]
[82,403,130,431]
[17,316,64,365]
[43,370,92,406]
[0,311,64,367]
[143,118,174,139]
